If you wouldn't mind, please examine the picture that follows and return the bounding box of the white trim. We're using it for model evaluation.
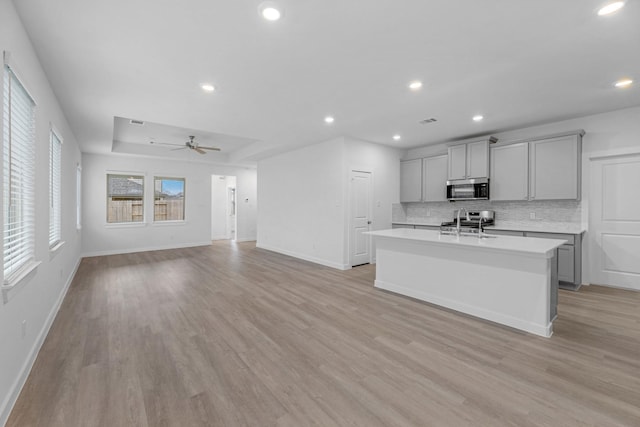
[588,147,640,161]
[0,256,81,427]
[256,243,351,270]
[2,261,41,301]
[151,220,187,227]
[104,222,147,229]
[375,279,553,338]
[3,51,38,106]
[49,240,66,260]
[81,241,212,258]
[234,237,257,243]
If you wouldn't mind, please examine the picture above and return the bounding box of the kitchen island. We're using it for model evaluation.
[366,228,567,337]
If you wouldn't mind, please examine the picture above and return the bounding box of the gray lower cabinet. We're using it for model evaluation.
[523,231,581,290]
[484,229,524,237]
[415,225,440,231]
[485,229,582,290]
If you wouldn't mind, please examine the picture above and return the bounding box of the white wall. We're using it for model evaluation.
[0,1,83,424]
[257,136,401,269]
[82,153,257,256]
[211,175,229,240]
[257,138,346,268]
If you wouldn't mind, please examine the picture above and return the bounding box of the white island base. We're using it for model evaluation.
[367,229,566,337]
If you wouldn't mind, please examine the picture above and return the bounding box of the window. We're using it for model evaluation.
[106,174,144,223]
[154,177,185,221]
[49,128,62,247]
[3,65,36,283]
[76,164,81,230]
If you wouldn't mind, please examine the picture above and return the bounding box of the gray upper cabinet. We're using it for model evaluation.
[447,145,467,180]
[529,133,582,200]
[400,159,422,202]
[422,155,448,202]
[447,138,495,180]
[467,140,490,179]
[490,142,529,201]
[489,130,583,201]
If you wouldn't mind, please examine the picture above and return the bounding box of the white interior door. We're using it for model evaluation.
[589,153,640,290]
[350,170,372,266]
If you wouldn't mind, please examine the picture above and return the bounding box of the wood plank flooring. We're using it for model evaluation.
[7,241,640,426]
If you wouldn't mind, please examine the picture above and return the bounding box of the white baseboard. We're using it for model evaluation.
[82,241,212,258]
[0,256,82,427]
[234,237,257,243]
[256,243,350,270]
[211,235,229,241]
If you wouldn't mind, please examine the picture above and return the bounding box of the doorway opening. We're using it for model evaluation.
[212,175,237,241]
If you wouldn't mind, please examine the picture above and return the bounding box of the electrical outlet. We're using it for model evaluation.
[529,212,536,220]
[21,320,27,338]
[427,209,431,217]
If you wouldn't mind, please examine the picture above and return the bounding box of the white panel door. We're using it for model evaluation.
[350,170,372,267]
[590,154,640,290]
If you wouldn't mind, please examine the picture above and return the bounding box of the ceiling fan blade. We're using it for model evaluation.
[198,146,221,151]
[170,147,187,151]
[151,141,186,147]
[194,147,206,155]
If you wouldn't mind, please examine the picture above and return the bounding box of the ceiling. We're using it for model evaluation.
[13,0,640,165]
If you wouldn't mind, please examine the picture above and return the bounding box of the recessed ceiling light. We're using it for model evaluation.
[598,1,625,15]
[614,78,633,88]
[472,115,484,122]
[324,116,335,124]
[201,84,215,93]
[393,135,401,141]
[408,81,423,91]
[259,2,283,21]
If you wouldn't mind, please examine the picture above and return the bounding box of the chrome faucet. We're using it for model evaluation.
[456,208,468,235]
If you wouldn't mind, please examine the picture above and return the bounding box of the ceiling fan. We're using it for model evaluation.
[150,135,221,155]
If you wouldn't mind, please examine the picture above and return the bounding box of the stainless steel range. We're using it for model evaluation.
[440,210,495,235]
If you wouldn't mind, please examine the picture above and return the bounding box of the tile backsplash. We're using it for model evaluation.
[393,200,582,225]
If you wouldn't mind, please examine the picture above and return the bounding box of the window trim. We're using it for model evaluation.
[2,60,38,288]
[76,163,82,230]
[106,172,146,224]
[153,176,186,223]
[49,125,63,249]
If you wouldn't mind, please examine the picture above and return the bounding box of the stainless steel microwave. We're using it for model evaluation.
[446,178,489,201]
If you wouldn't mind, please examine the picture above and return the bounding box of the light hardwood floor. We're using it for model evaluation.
[7,241,640,426]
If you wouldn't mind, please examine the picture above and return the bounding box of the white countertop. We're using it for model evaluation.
[367,228,567,257]
[392,220,442,227]
[392,221,586,235]
[486,222,586,234]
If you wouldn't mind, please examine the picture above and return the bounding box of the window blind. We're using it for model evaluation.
[3,65,36,283]
[49,130,62,247]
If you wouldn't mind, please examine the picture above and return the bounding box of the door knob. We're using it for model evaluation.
[367,220,372,224]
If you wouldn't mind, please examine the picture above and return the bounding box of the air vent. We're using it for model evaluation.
[129,119,145,126]
[419,118,437,124]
